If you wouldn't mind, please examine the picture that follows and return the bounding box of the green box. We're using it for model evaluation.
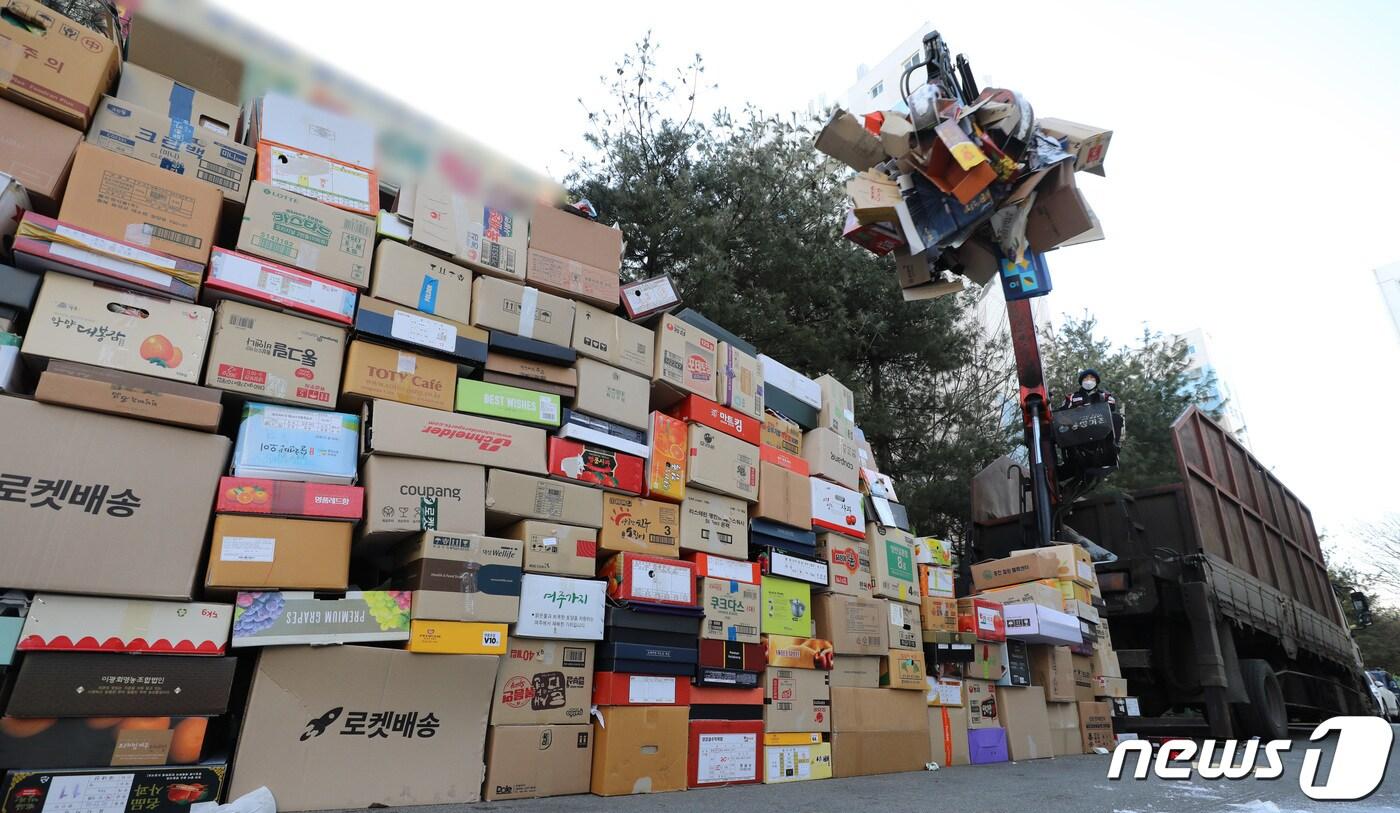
[454,379,561,427]
[761,576,813,637]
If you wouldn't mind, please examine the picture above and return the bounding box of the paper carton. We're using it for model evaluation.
[654,313,717,398]
[227,645,496,810]
[1078,700,1114,752]
[590,706,689,796]
[35,361,224,432]
[1003,602,1082,645]
[204,249,357,325]
[920,597,958,635]
[205,515,351,593]
[762,410,803,455]
[913,536,955,566]
[1037,117,1112,175]
[686,423,760,502]
[247,96,376,215]
[370,239,473,324]
[486,470,604,528]
[761,577,813,638]
[815,374,855,441]
[1029,645,1077,703]
[398,533,524,623]
[964,678,999,729]
[929,705,970,766]
[965,641,1008,683]
[358,455,484,542]
[485,352,577,392]
[502,520,597,577]
[689,720,762,788]
[1094,676,1128,698]
[888,599,923,651]
[977,581,1066,612]
[0,98,82,214]
[231,403,358,483]
[526,203,622,308]
[354,295,489,365]
[547,436,644,495]
[0,714,209,770]
[23,273,213,383]
[237,182,374,288]
[411,182,526,280]
[828,687,931,774]
[204,300,346,407]
[1047,700,1082,756]
[700,638,768,673]
[759,354,820,429]
[868,525,918,603]
[574,357,649,429]
[1092,643,1122,679]
[761,635,830,671]
[0,1,119,128]
[974,548,1079,592]
[879,650,928,691]
[361,399,547,473]
[997,639,1032,687]
[816,535,874,597]
[491,638,594,725]
[810,478,864,538]
[406,619,508,654]
[847,171,901,224]
[919,564,955,599]
[1009,543,1096,587]
[968,727,1009,764]
[600,552,697,607]
[830,655,880,688]
[598,494,681,557]
[13,211,203,299]
[802,427,859,490]
[755,461,812,529]
[87,96,252,205]
[228,590,412,648]
[0,765,228,812]
[812,594,887,656]
[484,724,593,800]
[957,597,1007,642]
[0,398,228,599]
[216,477,362,520]
[620,274,680,320]
[699,577,761,643]
[572,301,653,377]
[670,393,762,445]
[115,63,239,137]
[593,672,691,706]
[515,574,606,640]
[469,275,575,347]
[1072,654,1096,702]
[762,549,829,586]
[646,411,688,502]
[814,109,884,171]
[455,379,560,427]
[764,667,830,733]
[18,594,231,655]
[718,341,764,419]
[763,740,833,783]
[341,340,456,411]
[926,676,964,707]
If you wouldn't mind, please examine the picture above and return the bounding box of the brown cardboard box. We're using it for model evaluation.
[205,515,351,592]
[718,342,764,419]
[227,645,496,810]
[880,650,927,691]
[485,724,593,800]
[996,685,1054,760]
[35,361,224,432]
[929,705,970,766]
[828,687,930,776]
[815,374,855,441]
[1092,644,1122,679]
[341,340,457,411]
[802,427,859,490]
[526,203,622,308]
[868,524,918,604]
[204,300,347,408]
[0,1,119,129]
[361,399,547,473]
[654,313,717,399]
[124,17,242,111]
[812,594,888,656]
[237,182,374,288]
[469,275,576,347]
[755,461,811,529]
[503,520,598,577]
[764,667,831,733]
[572,302,653,378]
[762,411,802,455]
[491,638,595,725]
[829,655,881,688]
[59,144,219,265]
[965,641,1007,683]
[359,455,485,542]
[486,469,604,529]
[411,182,527,281]
[599,494,680,557]
[1093,676,1128,698]
[115,63,239,136]
[88,96,252,206]
[686,423,759,502]
[574,357,650,430]
[399,533,524,623]
[920,597,958,635]
[0,97,82,214]
[964,679,998,729]
[679,489,748,558]
[1078,701,1114,753]
[370,239,473,324]
[1072,654,1095,703]
[972,547,1091,592]
[888,599,922,651]
[1046,701,1082,756]
[816,534,874,598]
[1007,543,1096,587]
[699,577,761,643]
[0,397,228,599]
[590,706,689,796]
[977,581,1066,612]
[485,352,577,388]
[23,273,213,384]
[1029,645,1076,703]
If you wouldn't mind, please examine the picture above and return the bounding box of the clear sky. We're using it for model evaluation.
[208,0,1400,569]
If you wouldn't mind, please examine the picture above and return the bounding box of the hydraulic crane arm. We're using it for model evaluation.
[1008,298,1058,547]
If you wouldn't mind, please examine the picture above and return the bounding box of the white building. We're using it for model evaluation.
[1176,328,1250,445]
[1377,263,1400,343]
[840,23,937,116]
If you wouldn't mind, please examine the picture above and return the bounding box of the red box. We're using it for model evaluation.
[760,444,810,476]
[215,477,364,521]
[698,639,766,672]
[667,394,761,446]
[204,248,358,325]
[688,684,764,706]
[687,719,763,788]
[13,212,204,300]
[600,552,699,607]
[593,672,692,706]
[957,597,1006,643]
[548,436,645,495]
[685,552,760,585]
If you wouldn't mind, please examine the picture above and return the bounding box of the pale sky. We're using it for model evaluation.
[207,0,1400,569]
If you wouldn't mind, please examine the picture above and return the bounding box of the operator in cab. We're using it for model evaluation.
[1062,368,1124,444]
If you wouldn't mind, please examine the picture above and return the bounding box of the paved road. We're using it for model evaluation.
[316,725,1400,813]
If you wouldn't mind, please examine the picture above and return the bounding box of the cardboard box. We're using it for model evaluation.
[398,533,524,623]
[526,203,621,308]
[88,96,252,205]
[13,211,204,299]
[929,705,969,766]
[654,313,717,398]
[919,564,955,599]
[816,535,873,597]
[203,248,357,325]
[227,645,496,810]
[977,581,1066,612]
[847,170,901,224]
[1072,654,1095,703]
[763,740,833,783]
[574,357,649,429]
[868,525,918,603]
[686,423,760,502]
[1047,701,1082,756]
[469,275,575,347]
[362,399,547,474]
[1112,697,1141,717]
[880,650,928,691]
[1003,602,1082,645]
[810,478,864,538]
[247,93,377,215]
[0,715,208,771]
[828,688,930,775]
[354,296,488,365]
[964,678,998,729]
[18,594,230,655]
[23,274,213,383]
[620,274,679,320]
[997,639,1032,687]
[802,427,859,490]
[762,548,829,587]
[237,182,374,288]
[205,300,346,407]
[646,411,688,502]
[0,1,119,128]
[764,667,830,733]
[486,470,604,528]
[1078,700,1114,752]
[205,515,351,593]
[515,574,606,640]
[689,720,762,788]
[699,577,761,643]
[485,352,577,389]
[547,436,644,495]
[687,552,760,584]
[359,455,484,541]
[0,765,228,812]
[830,655,881,688]
[1092,643,1122,678]
[593,672,691,707]
[677,489,747,557]
[926,676,964,707]
[115,62,239,136]
[0,98,82,214]
[762,410,803,455]
[231,403,358,483]
[558,409,649,458]
[669,393,762,446]
[815,374,855,441]
[601,552,697,607]
[765,635,834,670]
[1008,544,1096,587]
[124,10,242,101]
[406,619,508,654]
[761,577,813,638]
[572,301,653,377]
[761,356,820,429]
[968,727,1009,764]
[0,398,228,599]
[755,461,811,530]
[1094,676,1129,698]
[1029,645,1076,703]
[1037,117,1112,175]
[598,494,681,557]
[410,181,526,279]
[341,340,457,411]
[811,594,887,656]
[920,597,958,635]
[957,597,1007,642]
[973,547,1087,592]
[718,341,764,419]
[34,361,223,432]
[229,591,410,647]
[484,724,593,800]
[502,520,597,578]
[700,638,768,672]
[590,705,689,796]
[888,599,923,651]
[370,239,473,324]
[491,638,594,725]
[455,379,561,427]
[762,444,809,476]
[913,536,954,566]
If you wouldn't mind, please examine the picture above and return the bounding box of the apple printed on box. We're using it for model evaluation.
[810,478,865,538]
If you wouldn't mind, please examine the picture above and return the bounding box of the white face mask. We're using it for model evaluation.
[1082,379,1097,391]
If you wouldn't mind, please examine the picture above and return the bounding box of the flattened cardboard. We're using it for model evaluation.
[204,300,346,407]
[362,398,547,473]
[572,301,654,377]
[679,489,749,557]
[491,638,594,725]
[341,340,457,411]
[18,594,231,655]
[205,515,351,593]
[654,313,717,399]
[526,203,622,308]
[0,98,82,215]
[802,427,859,490]
[763,667,830,733]
[469,275,575,347]
[699,577,761,643]
[599,494,681,557]
[503,520,597,578]
[516,574,606,640]
[574,357,649,429]
[237,182,374,288]
[35,361,223,432]
[686,423,759,502]
[484,724,593,801]
[590,706,689,796]
[370,239,472,324]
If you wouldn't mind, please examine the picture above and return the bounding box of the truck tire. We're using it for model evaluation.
[1239,659,1288,740]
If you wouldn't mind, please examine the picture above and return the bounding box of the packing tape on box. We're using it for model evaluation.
[397,352,416,374]
[123,223,154,247]
[518,286,538,339]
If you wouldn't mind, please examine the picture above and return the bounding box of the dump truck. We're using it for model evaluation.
[973,407,1371,739]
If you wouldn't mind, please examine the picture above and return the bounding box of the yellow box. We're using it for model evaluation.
[763,732,823,746]
[406,620,508,654]
[1036,578,1091,607]
[763,742,833,783]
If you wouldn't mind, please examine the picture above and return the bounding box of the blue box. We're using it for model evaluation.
[232,402,360,483]
[999,250,1052,301]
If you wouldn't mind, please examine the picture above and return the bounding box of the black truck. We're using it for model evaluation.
[974,407,1371,738]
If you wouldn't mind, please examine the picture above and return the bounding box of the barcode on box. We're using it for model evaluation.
[142,223,202,249]
[229,314,256,329]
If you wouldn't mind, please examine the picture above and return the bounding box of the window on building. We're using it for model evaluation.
[870,81,884,99]
[902,52,920,72]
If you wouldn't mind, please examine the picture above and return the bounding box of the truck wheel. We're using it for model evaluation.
[1239,659,1288,740]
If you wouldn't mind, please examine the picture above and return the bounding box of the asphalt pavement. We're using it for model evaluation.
[316,724,1400,813]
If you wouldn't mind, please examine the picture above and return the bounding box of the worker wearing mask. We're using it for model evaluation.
[1062,368,1124,444]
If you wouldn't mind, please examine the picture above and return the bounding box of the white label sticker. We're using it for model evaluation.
[843,408,855,422]
[696,732,758,784]
[629,559,692,603]
[890,602,906,625]
[221,536,276,563]
[628,675,676,704]
[396,352,416,374]
[51,242,174,287]
[1124,697,1141,715]
[1077,561,1095,582]
[391,309,456,352]
[481,629,501,648]
[625,276,678,314]
[770,552,828,584]
[262,406,343,435]
[977,606,1000,632]
[43,773,136,813]
[518,286,538,338]
[542,536,559,547]
[704,556,754,584]
[538,396,560,424]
